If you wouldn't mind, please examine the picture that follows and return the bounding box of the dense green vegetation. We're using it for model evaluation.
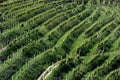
[0,0,120,80]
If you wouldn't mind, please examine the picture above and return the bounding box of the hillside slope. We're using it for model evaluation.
[0,0,120,80]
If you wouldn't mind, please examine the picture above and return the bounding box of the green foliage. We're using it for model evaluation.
[0,0,120,80]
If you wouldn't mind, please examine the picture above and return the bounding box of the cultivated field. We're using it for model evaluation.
[0,0,120,80]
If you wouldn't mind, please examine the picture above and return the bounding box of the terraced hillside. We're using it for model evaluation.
[0,0,120,80]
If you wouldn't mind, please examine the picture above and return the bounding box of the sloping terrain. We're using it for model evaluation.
[0,0,120,80]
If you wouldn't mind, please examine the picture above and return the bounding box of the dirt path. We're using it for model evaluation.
[37,61,60,80]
